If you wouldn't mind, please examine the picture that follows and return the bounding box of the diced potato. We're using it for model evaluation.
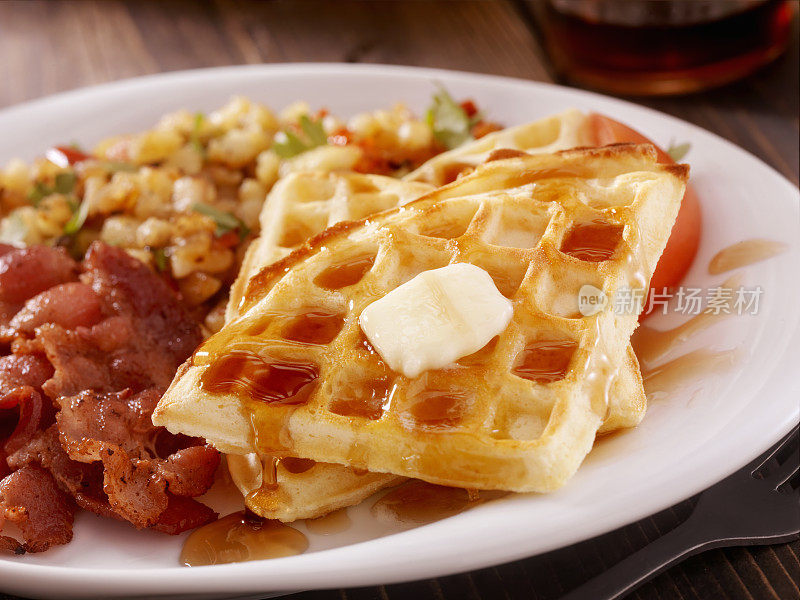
[136,217,173,248]
[255,150,280,189]
[128,129,184,164]
[101,216,141,247]
[207,128,270,168]
[172,176,214,213]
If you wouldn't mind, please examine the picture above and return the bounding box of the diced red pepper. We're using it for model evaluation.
[46,146,94,168]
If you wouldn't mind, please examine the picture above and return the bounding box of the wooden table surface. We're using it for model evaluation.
[0,2,797,599]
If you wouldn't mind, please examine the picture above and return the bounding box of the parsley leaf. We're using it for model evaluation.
[192,202,250,240]
[27,182,50,206]
[272,114,328,158]
[54,172,77,195]
[27,171,77,206]
[190,112,206,157]
[667,141,691,162]
[425,85,480,150]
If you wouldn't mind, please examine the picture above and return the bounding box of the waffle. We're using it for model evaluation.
[156,144,686,496]
[219,164,645,521]
[404,108,592,186]
[226,172,434,322]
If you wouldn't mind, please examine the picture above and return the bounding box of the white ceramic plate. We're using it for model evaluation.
[0,64,798,600]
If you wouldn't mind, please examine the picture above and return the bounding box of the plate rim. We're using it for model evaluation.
[0,62,798,598]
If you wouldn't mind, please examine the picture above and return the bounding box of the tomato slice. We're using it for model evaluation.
[587,113,702,318]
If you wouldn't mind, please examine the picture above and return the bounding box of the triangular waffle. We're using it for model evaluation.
[155,145,686,498]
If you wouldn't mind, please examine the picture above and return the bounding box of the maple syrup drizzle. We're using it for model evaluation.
[371,481,508,526]
[440,162,475,185]
[180,511,308,566]
[486,148,530,162]
[708,239,788,275]
[633,311,731,366]
[314,254,375,290]
[507,166,590,189]
[561,220,624,262]
[402,390,472,431]
[200,350,319,405]
[633,275,742,366]
[282,311,344,345]
[305,508,352,536]
[280,457,316,474]
[641,349,739,402]
[512,340,578,384]
[484,266,524,298]
[329,378,395,420]
[226,453,264,496]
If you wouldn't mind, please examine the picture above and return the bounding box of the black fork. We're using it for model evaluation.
[561,425,800,600]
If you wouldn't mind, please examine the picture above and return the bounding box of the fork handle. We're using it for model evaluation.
[558,521,724,600]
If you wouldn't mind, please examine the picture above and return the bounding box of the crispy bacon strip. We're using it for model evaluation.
[9,282,103,336]
[0,246,78,329]
[151,495,218,535]
[7,426,115,522]
[0,242,218,546]
[0,466,74,553]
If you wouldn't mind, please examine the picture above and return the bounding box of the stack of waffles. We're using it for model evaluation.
[154,110,687,521]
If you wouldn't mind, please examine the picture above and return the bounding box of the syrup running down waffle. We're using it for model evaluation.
[155,144,686,503]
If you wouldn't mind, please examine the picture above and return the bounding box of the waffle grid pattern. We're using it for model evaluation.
[188,145,685,493]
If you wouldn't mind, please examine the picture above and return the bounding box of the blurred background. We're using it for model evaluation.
[0,0,796,184]
[0,2,797,600]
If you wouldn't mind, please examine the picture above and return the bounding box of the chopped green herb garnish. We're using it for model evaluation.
[54,172,77,195]
[425,84,481,150]
[192,202,250,240]
[27,171,77,206]
[63,201,90,235]
[153,248,167,272]
[667,141,691,162]
[272,114,328,158]
[190,112,206,158]
[27,182,50,206]
[299,114,328,147]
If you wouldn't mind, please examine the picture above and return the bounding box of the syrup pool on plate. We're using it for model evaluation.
[180,511,308,567]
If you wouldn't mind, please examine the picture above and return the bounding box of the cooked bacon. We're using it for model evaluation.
[8,426,118,522]
[82,242,201,363]
[97,443,219,529]
[100,444,169,528]
[157,446,220,497]
[0,533,24,555]
[9,283,103,336]
[39,244,203,399]
[0,354,53,400]
[57,388,162,459]
[0,246,78,327]
[2,387,53,456]
[0,242,217,546]
[151,495,217,535]
[0,466,74,553]
[38,317,144,397]
[0,449,10,480]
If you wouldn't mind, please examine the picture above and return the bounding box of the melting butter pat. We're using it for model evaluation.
[359,263,513,378]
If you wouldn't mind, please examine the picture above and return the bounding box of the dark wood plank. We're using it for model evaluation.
[0,3,797,600]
